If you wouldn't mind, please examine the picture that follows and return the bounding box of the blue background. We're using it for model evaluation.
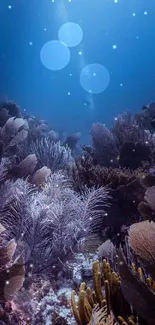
[0,0,155,143]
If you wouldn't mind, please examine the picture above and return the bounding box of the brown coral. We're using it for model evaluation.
[71,259,134,325]
[73,155,146,192]
[128,220,155,279]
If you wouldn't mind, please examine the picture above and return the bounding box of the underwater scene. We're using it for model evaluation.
[1,0,155,324]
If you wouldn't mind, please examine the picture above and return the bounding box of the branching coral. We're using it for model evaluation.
[71,258,137,325]
[72,155,146,192]
[72,253,155,325]
[72,155,146,244]
[0,174,109,276]
[111,112,149,147]
[17,137,74,172]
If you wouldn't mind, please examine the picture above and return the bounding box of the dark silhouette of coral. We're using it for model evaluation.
[72,155,147,192]
[90,123,118,167]
[0,100,22,119]
[63,132,81,153]
[112,111,149,147]
[119,141,152,170]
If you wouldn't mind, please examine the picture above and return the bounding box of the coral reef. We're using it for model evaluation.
[0,99,155,324]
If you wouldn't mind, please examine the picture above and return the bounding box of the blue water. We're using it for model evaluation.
[0,0,155,143]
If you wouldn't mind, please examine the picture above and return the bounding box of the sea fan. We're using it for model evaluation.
[9,154,38,179]
[0,117,28,155]
[0,230,25,302]
[128,220,155,278]
[31,166,51,187]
